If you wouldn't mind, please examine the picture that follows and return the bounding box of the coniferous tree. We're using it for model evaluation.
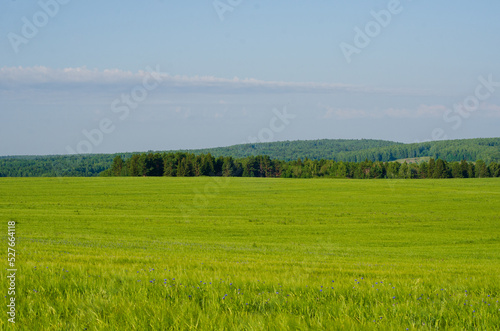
[419,162,428,179]
[163,153,177,176]
[433,159,449,178]
[243,156,258,177]
[489,162,500,177]
[386,162,400,178]
[111,155,124,176]
[467,163,475,178]
[336,161,347,178]
[409,164,419,179]
[398,162,410,179]
[222,157,235,177]
[128,154,141,176]
[177,158,192,177]
[201,153,215,176]
[460,160,469,178]
[137,154,148,176]
[428,158,436,178]
[192,155,203,176]
[451,162,463,178]
[475,160,489,178]
[215,156,224,176]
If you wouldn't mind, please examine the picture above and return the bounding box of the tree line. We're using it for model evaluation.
[102,152,500,179]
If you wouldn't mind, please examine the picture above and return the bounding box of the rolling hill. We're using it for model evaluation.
[1,137,499,177]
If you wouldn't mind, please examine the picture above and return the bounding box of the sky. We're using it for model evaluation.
[1,0,499,156]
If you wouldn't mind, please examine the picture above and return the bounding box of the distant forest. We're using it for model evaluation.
[1,138,499,177]
[101,152,499,179]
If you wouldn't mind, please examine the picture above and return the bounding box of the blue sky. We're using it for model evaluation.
[1,0,499,155]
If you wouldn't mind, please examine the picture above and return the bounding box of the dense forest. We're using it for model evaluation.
[0,155,114,177]
[184,138,500,162]
[182,139,401,161]
[1,138,499,177]
[101,152,500,179]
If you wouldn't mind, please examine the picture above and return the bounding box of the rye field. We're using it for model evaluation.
[1,177,500,330]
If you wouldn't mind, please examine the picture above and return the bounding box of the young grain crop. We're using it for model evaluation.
[1,178,499,329]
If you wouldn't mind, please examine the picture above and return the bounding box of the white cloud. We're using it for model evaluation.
[479,102,500,117]
[383,108,411,118]
[0,66,433,96]
[322,107,371,119]
[0,66,137,85]
[319,104,450,120]
[383,105,447,118]
[415,104,448,117]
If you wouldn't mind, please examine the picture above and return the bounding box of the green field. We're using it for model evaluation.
[1,178,500,330]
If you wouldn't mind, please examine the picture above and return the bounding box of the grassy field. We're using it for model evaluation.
[1,177,500,330]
